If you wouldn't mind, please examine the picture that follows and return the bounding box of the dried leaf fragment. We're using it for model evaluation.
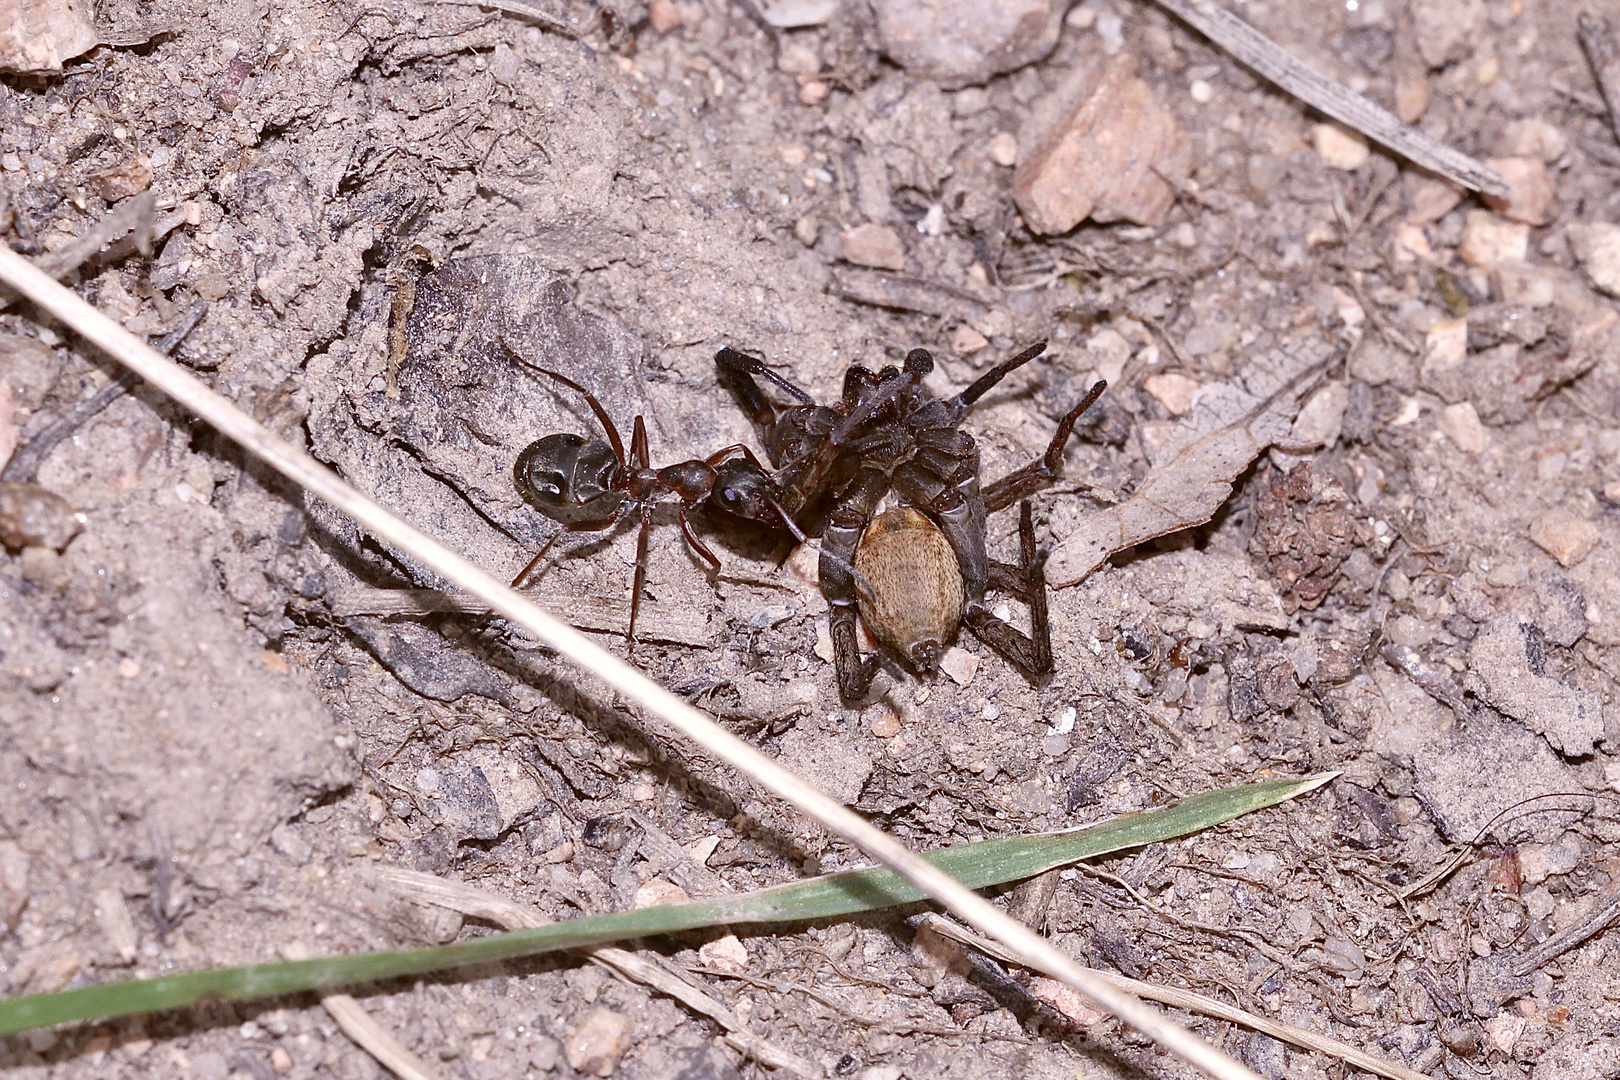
[1047,342,1329,588]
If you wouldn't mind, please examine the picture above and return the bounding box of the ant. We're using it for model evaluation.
[509,361,803,651]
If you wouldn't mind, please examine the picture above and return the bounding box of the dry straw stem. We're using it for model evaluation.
[1154,0,1507,196]
[917,914,1428,1080]
[0,243,1259,1080]
[320,994,442,1080]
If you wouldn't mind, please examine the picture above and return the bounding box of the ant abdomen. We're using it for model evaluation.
[514,433,622,522]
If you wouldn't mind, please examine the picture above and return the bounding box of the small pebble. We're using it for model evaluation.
[0,482,83,551]
[798,79,829,105]
[938,646,978,686]
[1404,174,1463,225]
[1438,401,1486,453]
[566,1007,632,1077]
[633,880,689,908]
[1143,372,1198,416]
[1422,317,1467,378]
[988,131,1017,167]
[793,215,819,246]
[950,324,988,354]
[648,0,681,33]
[698,934,750,973]
[1528,511,1599,568]
[1291,382,1348,448]
[840,223,906,270]
[869,711,901,738]
[1049,705,1077,735]
[1458,209,1528,269]
[1569,221,1620,297]
[778,41,819,75]
[1189,78,1213,103]
[1482,157,1557,226]
[1312,122,1369,170]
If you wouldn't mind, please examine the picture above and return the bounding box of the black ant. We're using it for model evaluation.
[509,362,803,650]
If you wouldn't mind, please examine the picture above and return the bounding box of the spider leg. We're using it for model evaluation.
[981,379,1107,514]
[961,501,1053,679]
[715,346,817,406]
[512,506,627,587]
[820,468,889,701]
[716,347,815,459]
[951,341,1048,408]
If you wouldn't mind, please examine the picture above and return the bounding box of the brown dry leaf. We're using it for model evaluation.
[1046,338,1331,588]
[0,0,96,74]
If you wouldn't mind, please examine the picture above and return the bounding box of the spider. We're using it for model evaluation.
[509,363,803,650]
[715,342,1107,700]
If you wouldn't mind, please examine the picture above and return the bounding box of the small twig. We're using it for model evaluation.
[1578,11,1620,148]
[1152,0,1507,196]
[1512,882,1620,976]
[915,914,1429,1080]
[0,300,207,483]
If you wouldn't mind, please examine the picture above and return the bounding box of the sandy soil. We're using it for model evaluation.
[3,0,1620,1076]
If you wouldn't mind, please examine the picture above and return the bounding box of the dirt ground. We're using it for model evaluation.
[4,0,1620,1075]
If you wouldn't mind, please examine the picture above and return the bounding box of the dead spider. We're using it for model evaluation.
[715,342,1106,700]
[509,361,803,650]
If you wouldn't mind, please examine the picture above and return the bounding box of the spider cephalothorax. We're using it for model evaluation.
[715,342,1106,700]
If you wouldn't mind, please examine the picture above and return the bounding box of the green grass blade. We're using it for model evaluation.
[0,772,1331,1036]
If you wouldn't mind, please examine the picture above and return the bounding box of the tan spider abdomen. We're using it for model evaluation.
[854,507,964,672]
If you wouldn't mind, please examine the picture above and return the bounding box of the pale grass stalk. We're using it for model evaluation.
[0,245,1259,1080]
[321,995,444,1080]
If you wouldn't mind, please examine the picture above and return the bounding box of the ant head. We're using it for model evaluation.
[904,348,933,376]
[712,459,800,535]
[514,433,623,522]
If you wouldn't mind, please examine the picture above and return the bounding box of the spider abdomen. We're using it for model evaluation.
[854,507,964,673]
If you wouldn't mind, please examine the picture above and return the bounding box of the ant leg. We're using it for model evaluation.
[512,508,627,587]
[962,502,1053,679]
[704,443,767,469]
[678,509,721,571]
[629,414,651,469]
[981,380,1107,514]
[503,345,628,465]
[951,341,1048,408]
[626,502,655,653]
